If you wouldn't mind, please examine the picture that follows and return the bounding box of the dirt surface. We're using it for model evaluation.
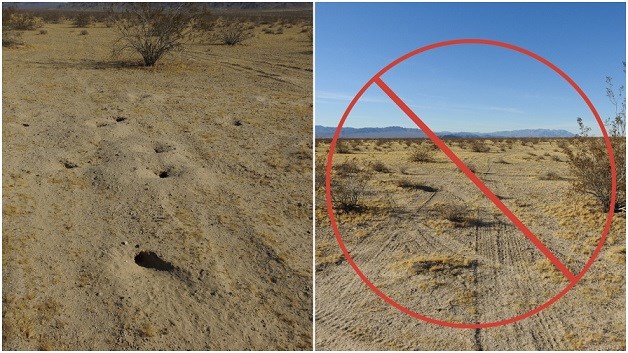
[3,19,312,350]
[315,138,625,350]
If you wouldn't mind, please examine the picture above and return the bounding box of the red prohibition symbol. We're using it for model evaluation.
[324,39,617,328]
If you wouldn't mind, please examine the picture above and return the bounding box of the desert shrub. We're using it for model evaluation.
[315,158,327,191]
[80,29,89,35]
[371,161,391,173]
[335,140,351,154]
[39,28,48,35]
[432,203,471,224]
[5,12,44,30]
[2,32,23,47]
[410,143,435,163]
[218,23,252,45]
[73,13,92,27]
[470,140,491,153]
[331,160,371,212]
[112,3,201,67]
[564,75,626,211]
[432,203,488,227]
[39,11,62,24]
[2,30,24,47]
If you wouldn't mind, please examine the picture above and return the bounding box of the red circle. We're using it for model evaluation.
[324,38,617,329]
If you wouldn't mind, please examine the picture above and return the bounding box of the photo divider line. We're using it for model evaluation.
[373,76,576,282]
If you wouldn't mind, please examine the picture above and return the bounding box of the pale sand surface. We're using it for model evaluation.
[316,138,625,350]
[3,20,312,350]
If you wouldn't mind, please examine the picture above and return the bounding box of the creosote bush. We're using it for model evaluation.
[2,30,24,47]
[4,12,44,30]
[219,23,252,45]
[72,13,92,28]
[564,74,626,212]
[470,140,491,153]
[112,3,200,67]
[331,159,371,212]
[410,143,435,163]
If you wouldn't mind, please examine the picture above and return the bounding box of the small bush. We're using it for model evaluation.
[564,73,626,212]
[315,159,327,191]
[2,30,24,47]
[219,23,252,45]
[73,13,92,28]
[410,144,435,163]
[432,203,487,227]
[335,140,351,154]
[371,161,391,173]
[470,140,491,153]
[331,160,371,212]
[5,13,44,30]
[112,3,201,67]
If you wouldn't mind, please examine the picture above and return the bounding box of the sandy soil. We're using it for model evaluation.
[3,19,312,350]
[315,138,625,350]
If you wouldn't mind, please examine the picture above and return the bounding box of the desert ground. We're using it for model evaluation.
[3,11,312,350]
[315,138,625,350]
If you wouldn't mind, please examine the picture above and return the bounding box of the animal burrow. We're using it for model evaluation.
[158,170,170,178]
[134,251,175,272]
[63,161,78,169]
[154,145,175,154]
[233,120,243,126]
[115,116,127,123]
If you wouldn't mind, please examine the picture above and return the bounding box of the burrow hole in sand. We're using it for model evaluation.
[134,251,175,271]
[154,145,175,154]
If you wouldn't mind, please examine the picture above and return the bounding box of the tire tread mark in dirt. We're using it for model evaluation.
[373,77,576,281]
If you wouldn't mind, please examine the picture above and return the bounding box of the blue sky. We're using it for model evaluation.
[315,2,626,134]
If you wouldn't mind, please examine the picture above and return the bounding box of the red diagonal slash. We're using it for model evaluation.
[374,77,576,281]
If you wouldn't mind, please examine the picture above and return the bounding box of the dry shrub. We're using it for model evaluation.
[315,158,326,191]
[2,30,24,47]
[5,12,44,30]
[431,203,487,227]
[335,139,351,154]
[564,136,625,211]
[112,3,201,67]
[72,13,92,27]
[564,74,626,212]
[218,23,252,45]
[331,160,371,212]
[371,161,391,173]
[410,143,435,163]
[470,140,491,153]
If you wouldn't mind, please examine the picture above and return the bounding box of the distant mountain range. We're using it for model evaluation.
[315,125,575,139]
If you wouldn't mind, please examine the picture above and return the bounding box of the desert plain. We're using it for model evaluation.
[315,137,625,350]
[3,8,312,350]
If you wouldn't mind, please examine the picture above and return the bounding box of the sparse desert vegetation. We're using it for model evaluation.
[316,136,625,350]
[3,3,312,350]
